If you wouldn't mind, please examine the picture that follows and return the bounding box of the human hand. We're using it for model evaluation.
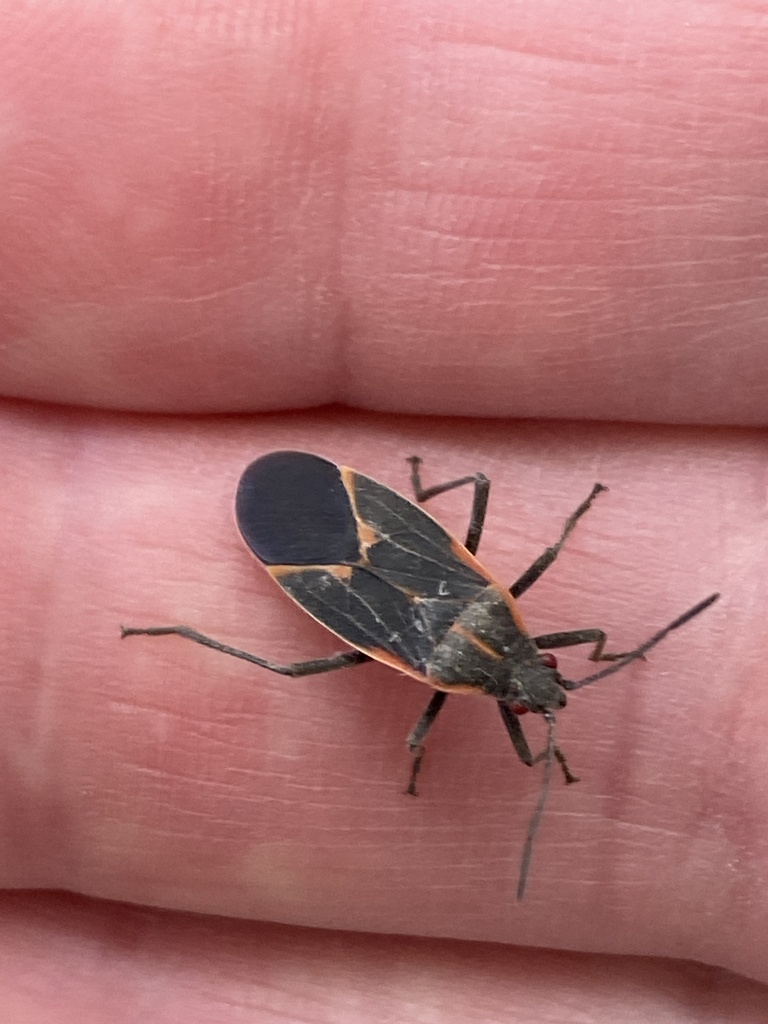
[1,2,766,1020]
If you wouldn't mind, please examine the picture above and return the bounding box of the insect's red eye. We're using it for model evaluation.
[539,652,557,669]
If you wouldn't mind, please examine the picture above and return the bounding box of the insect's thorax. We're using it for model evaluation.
[426,584,564,709]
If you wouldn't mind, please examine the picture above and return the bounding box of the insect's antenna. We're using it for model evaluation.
[517,710,557,901]
[564,593,719,693]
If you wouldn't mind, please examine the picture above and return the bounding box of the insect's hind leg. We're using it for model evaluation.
[407,456,489,555]
[405,690,448,795]
[121,625,371,675]
[510,483,606,598]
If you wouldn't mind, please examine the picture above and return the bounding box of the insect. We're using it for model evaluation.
[122,450,719,898]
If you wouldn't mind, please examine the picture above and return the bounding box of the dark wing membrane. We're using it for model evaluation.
[350,473,490,599]
[275,565,472,672]
[236,452,361,566]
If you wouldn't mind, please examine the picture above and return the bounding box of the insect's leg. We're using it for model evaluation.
[562,593,720,692]
[497,704,579,784]
[532,628,637,663]
[121,625,371,676]
[407,456,490,554]
[405,690,448,796]
[510,483,606,598]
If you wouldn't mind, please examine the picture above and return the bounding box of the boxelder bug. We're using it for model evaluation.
[122,451,719,898]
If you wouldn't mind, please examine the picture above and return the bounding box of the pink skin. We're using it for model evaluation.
[1,1,767,1020]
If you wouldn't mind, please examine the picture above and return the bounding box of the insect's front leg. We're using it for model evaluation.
[532,627,638,663]
[563,592,720,692]
[497,703,579,784]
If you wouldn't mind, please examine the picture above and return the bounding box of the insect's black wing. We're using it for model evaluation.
[236,452,492,674]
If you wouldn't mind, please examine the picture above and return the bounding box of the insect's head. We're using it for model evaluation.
[505,651,568,715]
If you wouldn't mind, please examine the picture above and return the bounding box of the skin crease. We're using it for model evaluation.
[0,0,767,1021]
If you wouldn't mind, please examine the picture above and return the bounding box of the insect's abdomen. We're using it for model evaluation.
[427,585,537,698]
